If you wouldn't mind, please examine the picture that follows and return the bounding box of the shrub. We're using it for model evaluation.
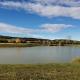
[71,57,80,64]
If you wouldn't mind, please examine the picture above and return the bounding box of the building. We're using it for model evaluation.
[16,38,21,43]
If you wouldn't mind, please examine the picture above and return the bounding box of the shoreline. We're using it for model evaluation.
[0,43,80,48]
[0,43,40,47]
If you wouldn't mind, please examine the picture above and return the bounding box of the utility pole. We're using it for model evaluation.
[67,36,72,45]
[67,36,71,40]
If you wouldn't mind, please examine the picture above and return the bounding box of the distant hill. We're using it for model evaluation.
[0,35,80,46]
[0,35,15,39]
[0,35,79,41]
[0,35,50,41]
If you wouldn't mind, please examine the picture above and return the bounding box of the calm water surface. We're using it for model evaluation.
[0,46,80,64]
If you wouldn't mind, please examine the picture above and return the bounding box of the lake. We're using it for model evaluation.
[0,46,80,64]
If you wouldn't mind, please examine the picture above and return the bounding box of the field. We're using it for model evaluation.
[0,64,80,80]
[0,43,40,47]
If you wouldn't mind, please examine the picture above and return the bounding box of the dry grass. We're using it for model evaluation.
[71,57,80,64]
[0,64,80,80]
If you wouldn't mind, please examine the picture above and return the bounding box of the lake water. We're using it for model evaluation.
[0,46,80,64]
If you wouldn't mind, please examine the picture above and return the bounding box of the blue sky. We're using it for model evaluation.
[0,0,80,40]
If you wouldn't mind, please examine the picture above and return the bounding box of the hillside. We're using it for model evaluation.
[0,35,80,46]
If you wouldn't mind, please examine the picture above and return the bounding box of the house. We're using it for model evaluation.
[16,38,21,43]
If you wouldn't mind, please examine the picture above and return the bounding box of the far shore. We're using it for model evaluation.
[0,43,40,47]
[0,43,80,48]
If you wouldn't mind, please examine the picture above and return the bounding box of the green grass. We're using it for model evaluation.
[0,64,80,80]
[0,43,41,47]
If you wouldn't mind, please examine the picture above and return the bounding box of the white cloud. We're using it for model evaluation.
[0,1,22,9]
[0,22,73,33]
[41,24,73,32]
[0,22,35,34]
[0,22,73,38]
[25,3,80,19]
[0,1,80,19]
[33,0,80,7]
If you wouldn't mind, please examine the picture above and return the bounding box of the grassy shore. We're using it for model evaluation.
[0,64,80,80]
[0,43,41,47]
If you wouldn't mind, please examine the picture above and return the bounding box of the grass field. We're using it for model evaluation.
[0,64,80,80]
[0,43,40,47]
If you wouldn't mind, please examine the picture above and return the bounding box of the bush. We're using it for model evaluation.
[71,57,80,64]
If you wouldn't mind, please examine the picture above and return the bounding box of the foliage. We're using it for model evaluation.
[0,35,80,46]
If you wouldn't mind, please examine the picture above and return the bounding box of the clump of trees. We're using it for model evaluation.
[0,39,8,43]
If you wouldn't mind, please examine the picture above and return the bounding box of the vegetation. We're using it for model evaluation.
[0,64,80,80]
[0,43,41,47]
[0,35,80,47]
[71,57,80,64]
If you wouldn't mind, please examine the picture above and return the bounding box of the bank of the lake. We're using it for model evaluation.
[0,43,80,48]
[0,64,80,80]
[0,43,41,47]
